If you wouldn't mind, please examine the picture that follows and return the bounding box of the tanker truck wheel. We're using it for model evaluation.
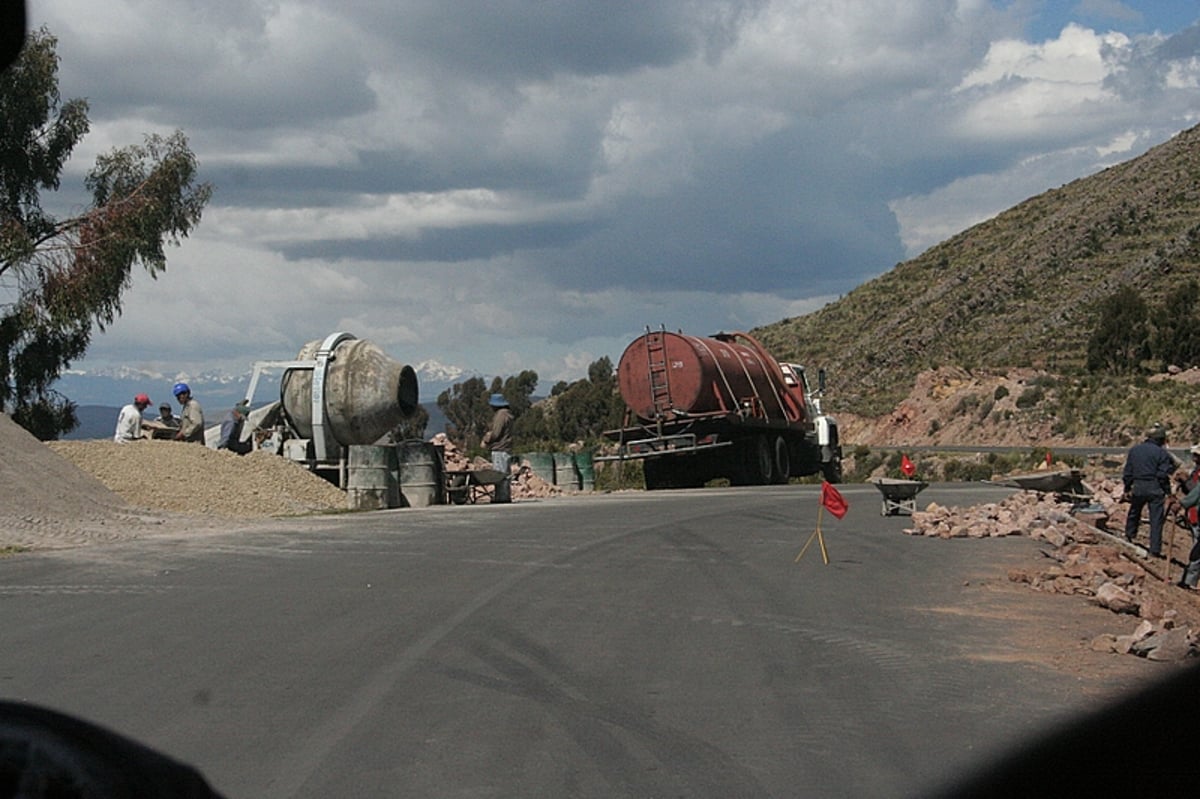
[771,436,790,484]
[644,457,685,490]
[734,436,774,485]
[821,454,843,484]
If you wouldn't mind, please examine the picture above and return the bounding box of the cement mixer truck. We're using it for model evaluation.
[244,332,420,484]
[601,327,842,490]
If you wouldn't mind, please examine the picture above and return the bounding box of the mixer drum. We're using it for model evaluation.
[281,337,419,447]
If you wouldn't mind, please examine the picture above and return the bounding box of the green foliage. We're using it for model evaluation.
[941,459,994,482]
[1014,386,1044,408]
[594,459,644,491]
[0,28,211,439]
[390,405,430,442]
[993,385,1009,401]
[1150,279,1200,368]
[545,356,621,446]
[1086,286,1150,374]
[437,376,492,449]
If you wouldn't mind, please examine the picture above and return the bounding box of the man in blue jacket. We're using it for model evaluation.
[1122,423,1178,557]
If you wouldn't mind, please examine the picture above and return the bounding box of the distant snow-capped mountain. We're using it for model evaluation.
[56,359,471,409]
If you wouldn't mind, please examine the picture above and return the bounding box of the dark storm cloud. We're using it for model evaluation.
[279,219,601,262]
[355,0,760,81]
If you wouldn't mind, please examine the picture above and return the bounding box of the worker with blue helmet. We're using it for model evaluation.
[481,393,514,496]
[172,381,206,443]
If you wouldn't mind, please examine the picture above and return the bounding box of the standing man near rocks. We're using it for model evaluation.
[172,382,206,444]
[481,393,514,475]
[1122,422,1177,558]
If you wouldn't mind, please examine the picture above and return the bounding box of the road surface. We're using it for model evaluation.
[0,482,1166,797]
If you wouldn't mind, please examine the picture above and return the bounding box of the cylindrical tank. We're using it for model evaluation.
[617,331,800,424]
[281,337,419,447]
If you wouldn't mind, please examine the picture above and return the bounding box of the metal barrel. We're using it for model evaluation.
[346,444,399,510]
[281,337,419,447]
[396,440,443,507]
[575,450,595,491]
[553,452,580,491]
[520,452,556,484]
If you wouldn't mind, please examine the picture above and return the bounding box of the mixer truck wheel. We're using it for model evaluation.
[772,436,790,484]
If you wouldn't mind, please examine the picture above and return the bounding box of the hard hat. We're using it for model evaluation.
[173,382,190,397]
[1147,423,1168,442]
[134,393,151,406]
[489,393,509,408]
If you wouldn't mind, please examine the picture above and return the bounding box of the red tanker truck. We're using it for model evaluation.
[601,327,842,490]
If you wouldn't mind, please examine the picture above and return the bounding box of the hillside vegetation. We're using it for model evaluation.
[755,123,1200,446]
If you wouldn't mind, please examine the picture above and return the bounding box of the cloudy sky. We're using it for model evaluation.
[24,0,1200,395]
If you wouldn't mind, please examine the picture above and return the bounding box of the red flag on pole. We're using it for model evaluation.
[901,454,916,478]
[820,480,848,520]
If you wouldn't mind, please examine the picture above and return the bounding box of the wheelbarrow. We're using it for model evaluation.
[873,478,929,516]
[995,469,1089,501]
[445,468,511,505]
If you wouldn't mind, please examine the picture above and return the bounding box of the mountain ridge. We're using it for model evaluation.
[754,123,1200,444]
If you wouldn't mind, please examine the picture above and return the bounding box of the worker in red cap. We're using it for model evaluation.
[114,393,153,443]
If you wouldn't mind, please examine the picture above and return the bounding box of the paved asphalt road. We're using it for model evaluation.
[0,482,1157,797]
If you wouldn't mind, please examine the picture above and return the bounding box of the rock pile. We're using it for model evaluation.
[905,487,1200,661]
[431,434,561,501]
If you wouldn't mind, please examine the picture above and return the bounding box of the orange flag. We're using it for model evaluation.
[820,480,848,520]
[901,454,916,478]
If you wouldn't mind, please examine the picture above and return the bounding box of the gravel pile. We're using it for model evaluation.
[0,413,146,549]
[47,439,348,518]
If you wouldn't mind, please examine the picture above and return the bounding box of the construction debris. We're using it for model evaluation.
[905,484,1200,661]
[431,433,561,502]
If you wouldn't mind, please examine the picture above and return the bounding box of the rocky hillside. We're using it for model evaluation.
[756,123,1200,444]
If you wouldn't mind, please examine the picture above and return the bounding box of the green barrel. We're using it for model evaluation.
[574,449,595,492]
[554,452,580,491]
[520,452,556,484]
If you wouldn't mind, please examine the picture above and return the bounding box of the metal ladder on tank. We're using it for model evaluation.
[644,325,672,424]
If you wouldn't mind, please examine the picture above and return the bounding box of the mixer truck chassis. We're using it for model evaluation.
[600,328,842,490]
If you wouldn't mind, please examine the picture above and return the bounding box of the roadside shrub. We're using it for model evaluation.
[942,459,994,482]
[1015,387,1044,408]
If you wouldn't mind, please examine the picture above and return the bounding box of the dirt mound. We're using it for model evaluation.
[839,366,1091,448]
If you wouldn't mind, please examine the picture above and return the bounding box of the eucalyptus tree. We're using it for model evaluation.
[0,27,211,438]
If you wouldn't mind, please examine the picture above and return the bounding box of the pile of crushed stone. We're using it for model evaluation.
[47,439,348,519]
[0,413,149,550]
[905,487,1200,661]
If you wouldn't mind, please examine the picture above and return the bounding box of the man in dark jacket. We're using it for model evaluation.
[217,401,253,455]
[1122,423,1178,557]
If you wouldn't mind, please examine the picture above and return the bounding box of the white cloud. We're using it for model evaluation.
[19,1,1200,400]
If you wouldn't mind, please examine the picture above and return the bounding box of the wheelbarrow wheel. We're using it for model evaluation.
[448,473,469,505]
